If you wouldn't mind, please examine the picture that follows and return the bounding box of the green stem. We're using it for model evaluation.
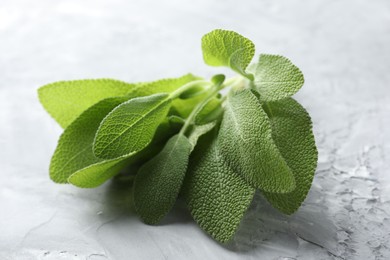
[175,75,247,137]
[220,75,246,91]
[179,87,219,136]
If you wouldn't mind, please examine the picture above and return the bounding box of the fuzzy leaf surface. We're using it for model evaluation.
[38,79,136,128]
[38,74,199,128]
[93,93,171,159]
[188,122,217,149]
[183,131,255,243]
[202,29,255,79]
[218,89,295,193]
[50,97,130,185]
[195,98,223,125]
[250,54,304,101]
[262,98,318,214]
[68,120,174,188]
[134,134,192,224]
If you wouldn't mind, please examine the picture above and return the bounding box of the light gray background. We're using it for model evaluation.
[1,0,390,259]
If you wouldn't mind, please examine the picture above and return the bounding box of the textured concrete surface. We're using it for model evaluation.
[1,0,390,259]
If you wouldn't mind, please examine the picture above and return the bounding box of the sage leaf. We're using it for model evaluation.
[183,131,255,243]
[188,121,217,149]
[262,98,318,214]
[168,115,185,131]
[179,85,206,99]
[202,29,255,79]
[38,79,136,129]
[38,74,199,129]
[171,92,210,118]
[93,93,172,159]
[250,54,304,101]
[50,97,129,184]
[194,98,223,125]
[218,89,295,193]
[134,134,192,224]
[68,122,175,188]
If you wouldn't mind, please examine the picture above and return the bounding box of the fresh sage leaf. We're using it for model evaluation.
[171,91,212,119]
[50,97,129,184]
[134,134,193,224]
[249,54,304,101]
[262,98,318,214]
[188,122,217,149]
[179,85,206,99]
[93,93,172,159]
[38,74,199,129]
[194,98,223,125]
[183,131,255,243]
[202,29,255,79]
[38,79,137,129]
[168,115,186,130]
[68,120,177,188]
[218,89,295,193]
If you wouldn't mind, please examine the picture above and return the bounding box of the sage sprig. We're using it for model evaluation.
[38,29,318,243]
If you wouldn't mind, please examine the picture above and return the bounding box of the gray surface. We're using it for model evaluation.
[1,0,390,259]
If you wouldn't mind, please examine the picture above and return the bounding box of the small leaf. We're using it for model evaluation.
[188,122,217,149]
[211,74,226,85]
[171,92,209,118]
[50,97,129,184]
[262,98,318,214]
[168,115,185,130]
[183,131,255,243]
[179,85,206,99]
[93,94,172,159]
[194,98,223,125]
[218,89,295,193]
[38,79,137,128]
[250,54,304,101]
[134,134,192,224]
[202,29,255,79]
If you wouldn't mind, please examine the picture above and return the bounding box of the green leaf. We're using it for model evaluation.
[218,89,295,193]
[53,97,177,188]
[171,92,209,118]
[188,121,217,148]
[168,115,185,130]
[250,54,304,101]
[171,75,224,119]
[93,93,172,159]
[202,29,255,79]
[134,134,192,224]
[179,85,206,99]
[50,97,129,184]
[211,74,226,85]
[67,158,131,188]
[183,131,255,243]
[67,126,176,189]
[38,79,137,128]
[262,98,318,214]
[194,98,223,125]
[38,74,199,129]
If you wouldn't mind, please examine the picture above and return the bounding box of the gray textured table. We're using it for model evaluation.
[1,0,389,259]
